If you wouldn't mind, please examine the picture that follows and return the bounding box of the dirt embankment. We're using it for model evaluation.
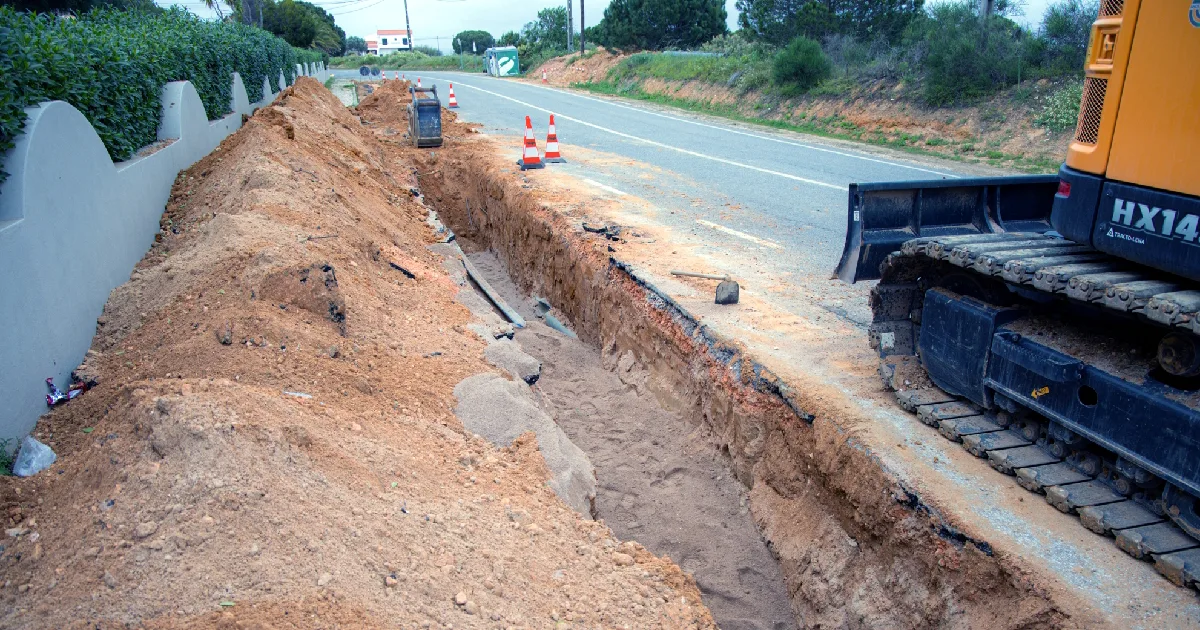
[0,77,714,628]
[534,50,1072,170]
[414,134,1093,628]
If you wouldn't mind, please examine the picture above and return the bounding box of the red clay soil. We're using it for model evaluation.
[0,78,714,629]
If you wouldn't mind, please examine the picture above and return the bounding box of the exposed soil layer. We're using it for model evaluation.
[413,131,1096,628]
[465,250,797,629]
[533,50,1072,169]
[0,78,715,628]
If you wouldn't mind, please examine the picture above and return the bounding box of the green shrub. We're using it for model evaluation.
[330,51,483,72]
[913,2,1035,106]
[772,36,831,96]
[1035,82,1084,132]
[0,7,307,184]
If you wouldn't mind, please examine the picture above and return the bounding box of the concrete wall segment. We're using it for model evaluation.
[0,67,296,446]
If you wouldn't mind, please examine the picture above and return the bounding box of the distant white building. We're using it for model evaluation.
[365,29,412,55]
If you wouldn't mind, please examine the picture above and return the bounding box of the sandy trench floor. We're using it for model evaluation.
[463,248,797,630]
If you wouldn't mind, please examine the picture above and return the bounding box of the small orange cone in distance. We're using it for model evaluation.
[394,71,399,80]
[516,116,544,171]
[542,69,548,83]
[417,77,423,88]
[543,114,565,163]
[447,83,459,108]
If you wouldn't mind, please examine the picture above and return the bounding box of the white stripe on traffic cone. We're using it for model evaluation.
[516,116,544,170]
[544,114,565,163]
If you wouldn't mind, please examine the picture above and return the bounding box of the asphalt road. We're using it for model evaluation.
[334,69,978,325]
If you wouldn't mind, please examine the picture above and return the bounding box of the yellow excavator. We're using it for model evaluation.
[836,0,1200,588]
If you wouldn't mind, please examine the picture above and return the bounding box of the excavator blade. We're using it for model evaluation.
[834,175,1059,283]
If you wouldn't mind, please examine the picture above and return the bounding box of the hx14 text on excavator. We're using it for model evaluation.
[835,0,1200,587]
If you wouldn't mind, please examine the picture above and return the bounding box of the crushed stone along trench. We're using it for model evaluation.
[461,247,797,630]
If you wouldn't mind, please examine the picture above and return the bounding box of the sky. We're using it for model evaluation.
[160,0,1056,54]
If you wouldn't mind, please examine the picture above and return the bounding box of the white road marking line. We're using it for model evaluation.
[696,219,783,249]
[449,79,844,191]
[582,178,629,197]
[512,78,958,179]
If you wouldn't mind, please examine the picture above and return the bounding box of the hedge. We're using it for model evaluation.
[0,7,316,185]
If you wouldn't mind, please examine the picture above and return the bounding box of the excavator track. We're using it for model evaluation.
[873,232,1200,591]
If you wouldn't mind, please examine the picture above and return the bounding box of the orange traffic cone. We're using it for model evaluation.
[394,71,399,80]
[543,115,565,163]
[417,77,423,88]
[401,73,406,81]
[516,116,544,171]
[447,83,459,108]
[541,69,548,83]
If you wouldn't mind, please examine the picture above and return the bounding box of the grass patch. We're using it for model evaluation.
[1034,82,1083,132]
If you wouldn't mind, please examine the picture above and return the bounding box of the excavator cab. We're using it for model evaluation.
[1051,0,1200,279]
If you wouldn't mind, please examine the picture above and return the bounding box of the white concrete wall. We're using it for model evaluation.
[0,62,324,445]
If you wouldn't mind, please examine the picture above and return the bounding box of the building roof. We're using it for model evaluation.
[376,29,410,36]
[366,40,377,46]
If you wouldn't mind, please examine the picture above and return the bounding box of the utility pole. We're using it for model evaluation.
[566,0,572,51]
[579,0,585,53]
[403,0,413,50]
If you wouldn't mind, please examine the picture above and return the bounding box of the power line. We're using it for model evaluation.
[330,0,386,15]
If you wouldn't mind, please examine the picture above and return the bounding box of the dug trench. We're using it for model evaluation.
[406,118,1089,626]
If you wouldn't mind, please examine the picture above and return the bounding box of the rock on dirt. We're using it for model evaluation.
[453,373,596,516]
[484,338,542,384]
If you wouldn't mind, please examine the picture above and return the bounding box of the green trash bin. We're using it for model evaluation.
[484,46,520,77]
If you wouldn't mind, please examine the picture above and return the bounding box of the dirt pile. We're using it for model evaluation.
[0,77,714,628]
[533,49,628,86]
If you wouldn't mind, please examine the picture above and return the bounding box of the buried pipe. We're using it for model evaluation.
[457,244,525,328]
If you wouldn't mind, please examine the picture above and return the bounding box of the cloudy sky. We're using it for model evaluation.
[161,0,1056,54]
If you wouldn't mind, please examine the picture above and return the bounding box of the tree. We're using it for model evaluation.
[498,30,521,47]
[346,35,367,54]
[261,0,316,49]
[295,0,345,56]
[911,1,1030,104]
[251,0,344,55]
[598,0,727,50]
[1039,0,1097,74]
[736,0,925,46]
[453,29,495,54]
[521,6,571,51]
